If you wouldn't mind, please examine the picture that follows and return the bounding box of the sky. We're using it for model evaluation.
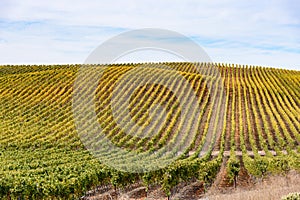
[0,0,299,70]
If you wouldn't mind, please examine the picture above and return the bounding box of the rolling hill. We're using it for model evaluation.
[0,63,299,199]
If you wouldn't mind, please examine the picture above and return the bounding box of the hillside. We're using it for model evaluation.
[0,63,299,199]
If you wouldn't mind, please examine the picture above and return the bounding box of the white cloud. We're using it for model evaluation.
[0,0,299,69]
[205,46,300,70]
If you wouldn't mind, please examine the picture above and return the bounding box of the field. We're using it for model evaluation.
[0,63,299,199]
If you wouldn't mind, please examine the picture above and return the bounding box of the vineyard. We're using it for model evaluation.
[0,63,299,199]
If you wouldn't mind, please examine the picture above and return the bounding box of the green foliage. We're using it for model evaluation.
[281,193,300,200]
[227,157,240,185]
[0,63,299,199]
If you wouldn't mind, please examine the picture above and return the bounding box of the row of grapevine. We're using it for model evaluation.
[0,63,299,199]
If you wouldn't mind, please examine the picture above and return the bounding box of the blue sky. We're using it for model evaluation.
[0,0,299,70]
